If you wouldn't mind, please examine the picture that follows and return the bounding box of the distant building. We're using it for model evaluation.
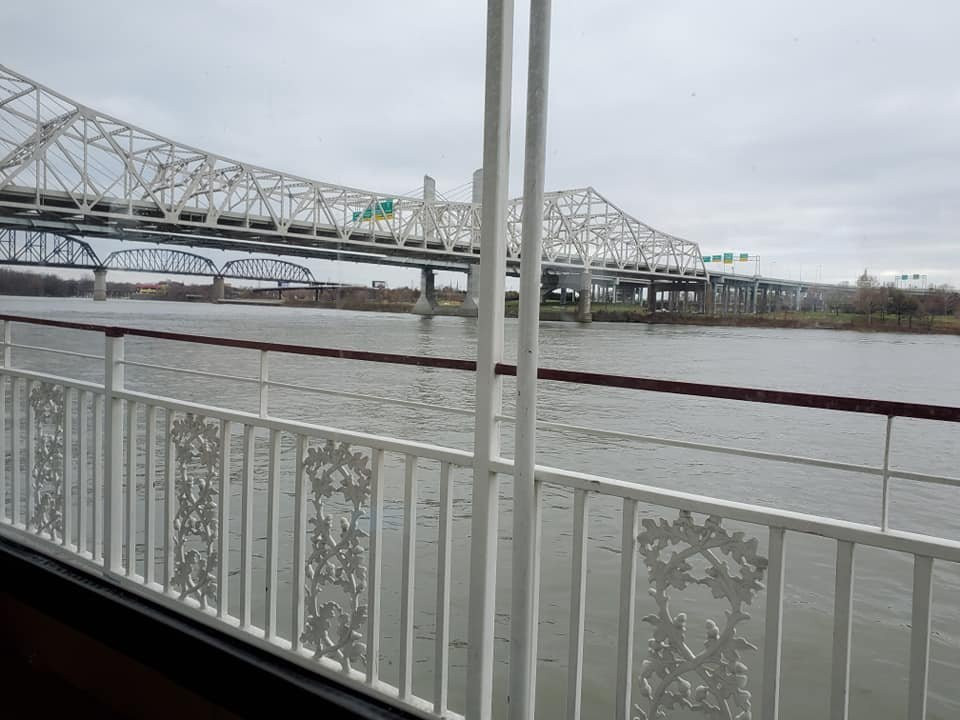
[135,283,166,296]
[371,280,387,289]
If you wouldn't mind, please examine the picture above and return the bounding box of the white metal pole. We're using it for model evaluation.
[510,0,551,717]
[466,0,514,717]
[103,331,125,573]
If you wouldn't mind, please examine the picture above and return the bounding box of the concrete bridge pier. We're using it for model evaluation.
[414,174,442,317]
[93,268,107,301]
[576,270,592,323]
[413,268,440,315]
[458,264,480,316]
[647,283,657,313]
[211,276,225,302]
[795,286,802,311]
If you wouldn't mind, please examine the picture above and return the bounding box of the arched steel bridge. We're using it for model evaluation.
[0,65,705,280]
[0,228,315,282]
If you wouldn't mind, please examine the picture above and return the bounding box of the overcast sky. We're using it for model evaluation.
[2,0,958,288]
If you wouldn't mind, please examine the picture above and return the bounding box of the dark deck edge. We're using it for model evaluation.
[0,535,419,719]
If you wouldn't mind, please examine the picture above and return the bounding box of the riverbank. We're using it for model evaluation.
[510,303,960,335]
[282,297,960,334]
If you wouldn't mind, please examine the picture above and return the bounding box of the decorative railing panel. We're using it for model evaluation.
[301,439,371,669]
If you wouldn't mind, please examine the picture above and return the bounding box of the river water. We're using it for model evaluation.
[3,296,959,719]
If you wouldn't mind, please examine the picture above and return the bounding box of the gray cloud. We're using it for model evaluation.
[2,0,958,287]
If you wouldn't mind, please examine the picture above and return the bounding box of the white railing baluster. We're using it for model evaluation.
[762,526,787,720]
[125,400,137,577]
[93,394,104,562]
[566,488,590,720]
[62,386,73,546]
[0,374,6,523]
[291,434,307,650]
[615,497,638,720]
[0,324,6,523]
[265,428,281,641]
[240,424,255,629]
[366,448,385,685]
[399,453,418,699]
[103,332,125,573]
[880,416,893,531]
[11,378,21,527]
[26,379,36,530]
[259,350,269,418]
[144,405,158,585]
[78,391,89,555]
[0,320,8,367]
[217,419,232,618]
[830,540,855,720]
[163,409,175,593]
[908,555,933,720]
[434,461,453,715]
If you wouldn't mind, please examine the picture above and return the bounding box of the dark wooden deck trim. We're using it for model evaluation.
[0,536,418,719]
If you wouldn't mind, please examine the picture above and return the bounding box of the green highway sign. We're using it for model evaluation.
[352,199,395,222]
[712,254,722,262]
[723,252,734,264]
[739,253,749,262]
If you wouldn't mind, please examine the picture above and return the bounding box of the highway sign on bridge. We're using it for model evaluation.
[351,200,395,222]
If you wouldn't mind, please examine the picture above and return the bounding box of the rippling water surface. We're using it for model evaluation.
[3,296,959,719]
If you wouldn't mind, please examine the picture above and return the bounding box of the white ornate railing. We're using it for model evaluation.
[1,314,959,720]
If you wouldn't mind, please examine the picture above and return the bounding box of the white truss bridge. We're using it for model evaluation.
[0,65,705,279]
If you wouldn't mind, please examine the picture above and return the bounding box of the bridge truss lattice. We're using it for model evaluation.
[0,228,315,282]
[0,64,704,276]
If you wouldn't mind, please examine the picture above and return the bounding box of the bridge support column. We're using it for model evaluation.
[795,286,802,311]
[459,264,481,316]
[93,268,107,301]
[647,283,657,313]
[576,270,592,323]
[413,268,440,315]
[211,276,225,302]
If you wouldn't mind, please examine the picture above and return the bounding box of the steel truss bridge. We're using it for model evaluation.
[0,228,315,282]
[0,65,704,280]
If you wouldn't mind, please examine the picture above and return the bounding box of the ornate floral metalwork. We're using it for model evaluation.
[634,511,767,720]
[170,414,221,608]
[301,439,372,670]
[30,383,65,541]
